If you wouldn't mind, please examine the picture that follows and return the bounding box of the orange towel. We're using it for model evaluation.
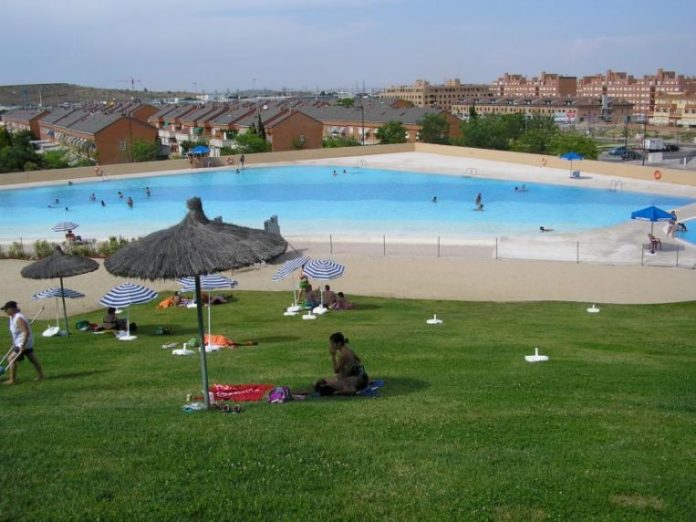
[204,334,258,347]
[157,296,176,309]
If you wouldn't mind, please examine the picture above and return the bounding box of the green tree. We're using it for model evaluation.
[336,98,355,108]
[257,114,266,142]
[468,105,479,121]
[0,128,11,149]
[41,150,71,170]
[235,132,271,153]
[453,114,526,151]
[131,139,159,162]
[375,121,408,144]
[0,130,40,173]
[510,115,558,154]
[547,132,599,159]
[418,113,450,144]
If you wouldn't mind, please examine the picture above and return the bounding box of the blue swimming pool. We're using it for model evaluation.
[676,221,696,245]
[1,165,693,241]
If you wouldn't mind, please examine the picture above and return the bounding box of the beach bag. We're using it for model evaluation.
[154,326,172,336]
[75,320,91,331]
[268,386,292,404]
[187,337,200,348]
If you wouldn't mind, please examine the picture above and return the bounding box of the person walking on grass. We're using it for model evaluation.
[2,301,44,385]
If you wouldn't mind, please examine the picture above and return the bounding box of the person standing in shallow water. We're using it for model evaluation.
[2,301,44,384]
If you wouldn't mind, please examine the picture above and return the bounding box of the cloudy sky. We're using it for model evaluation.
[3,0,695,92]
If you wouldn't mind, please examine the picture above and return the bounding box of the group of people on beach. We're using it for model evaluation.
[298,275,353,310]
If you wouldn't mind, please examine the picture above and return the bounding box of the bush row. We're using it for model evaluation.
[0,237,133,260]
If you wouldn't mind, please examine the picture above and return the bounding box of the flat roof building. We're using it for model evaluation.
[379,79,492,112]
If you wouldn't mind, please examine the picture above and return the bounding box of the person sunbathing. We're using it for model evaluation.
[331,292,354,310]
[322,285,337,308]
[96,307,126,331]
[314,332,368,396]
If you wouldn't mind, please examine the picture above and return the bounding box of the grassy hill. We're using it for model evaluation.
[0,83,195,107]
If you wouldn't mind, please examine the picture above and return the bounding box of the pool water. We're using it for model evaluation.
[1,165,693,241]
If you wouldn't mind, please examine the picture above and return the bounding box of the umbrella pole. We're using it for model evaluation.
[207,291,212,348]
[195,277,210,409]
[59,277,70,335]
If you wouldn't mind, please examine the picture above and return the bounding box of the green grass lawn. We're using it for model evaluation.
[1,291,695,521]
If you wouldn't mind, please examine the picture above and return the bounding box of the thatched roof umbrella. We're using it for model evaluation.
[20,246,99,335]
[104,197,287,409]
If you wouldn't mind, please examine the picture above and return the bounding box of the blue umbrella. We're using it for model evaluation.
[100,283,158,340]
[630,205,674,234]
[190,145,210,156]
[302,259,345,307]
[559,151,583,175]
[178,274,238,348]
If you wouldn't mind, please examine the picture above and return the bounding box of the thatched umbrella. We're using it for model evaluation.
[104,197,287,409]
[20,246,99,335]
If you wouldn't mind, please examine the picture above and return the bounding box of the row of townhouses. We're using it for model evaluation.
[1,100,460,164]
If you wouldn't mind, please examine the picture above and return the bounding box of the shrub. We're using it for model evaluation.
[97,236,130,257]
[33,240,54,258]
[71,244,98,258]
[8,242,28,259]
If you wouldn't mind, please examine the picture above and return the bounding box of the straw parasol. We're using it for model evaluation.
[104,197,287,409]
[20,246,99,335]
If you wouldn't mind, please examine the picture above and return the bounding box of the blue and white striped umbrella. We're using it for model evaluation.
[177,274,238,292]
[272,256,310,281]
[32,287,85,300]
[51,221,80,232]
[176,274,237,348]
[99,283,157,339]
[100,283,158,308]
[302,259,345,281]
[32,287,85,333]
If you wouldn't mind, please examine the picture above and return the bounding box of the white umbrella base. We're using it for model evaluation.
[525,348,549,363]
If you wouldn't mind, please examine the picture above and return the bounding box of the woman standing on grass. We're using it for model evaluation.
[315,332,368,395]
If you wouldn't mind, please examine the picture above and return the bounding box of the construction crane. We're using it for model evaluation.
[117,77,142,92]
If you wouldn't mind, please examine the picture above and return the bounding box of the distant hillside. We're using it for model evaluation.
[0,83,196,107]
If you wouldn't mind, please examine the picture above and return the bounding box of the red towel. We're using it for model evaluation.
[209,384,274,402]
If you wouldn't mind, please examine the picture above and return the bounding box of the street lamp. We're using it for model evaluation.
[641,113,648,166]
[360,98,365,146]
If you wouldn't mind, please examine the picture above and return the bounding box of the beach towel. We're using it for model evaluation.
[157,296,176,309]
[356,379,385,398]
[210,384,275,402]
[204,334,258,348]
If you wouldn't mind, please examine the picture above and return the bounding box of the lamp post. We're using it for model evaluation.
[360,98,365,146]
[641,113,648,166]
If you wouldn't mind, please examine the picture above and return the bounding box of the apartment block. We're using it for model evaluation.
[577,69,696,119]
[652,93,696,127]
[452,96,632,124]
[379,79,491,112]
[491,72,577,97]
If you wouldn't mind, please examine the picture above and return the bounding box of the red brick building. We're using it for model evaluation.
[1,109,50,138]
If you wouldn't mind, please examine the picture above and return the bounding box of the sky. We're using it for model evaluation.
[2,0,696,93]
